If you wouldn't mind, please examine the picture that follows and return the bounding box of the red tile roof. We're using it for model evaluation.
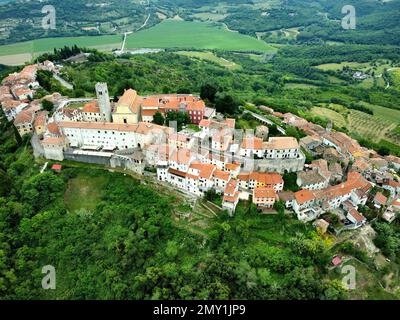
[254,187,276,199]
[294,189,316,205]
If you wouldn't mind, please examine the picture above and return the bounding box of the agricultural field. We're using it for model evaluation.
[0,35,123,64]
[312,107,347,128]
[347,110,399,143]
[175,51,239,69]
[311,105,400,145]
[315,62,371,71]
[126,20,275,52]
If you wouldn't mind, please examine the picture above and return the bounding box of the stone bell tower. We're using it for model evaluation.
[95,82,112,122]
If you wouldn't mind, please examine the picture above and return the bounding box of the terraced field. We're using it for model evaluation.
[347,110,398,143]
[311,105,400,145]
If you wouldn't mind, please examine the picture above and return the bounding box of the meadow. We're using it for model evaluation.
[175,51,239,69]
[126,20,275,52]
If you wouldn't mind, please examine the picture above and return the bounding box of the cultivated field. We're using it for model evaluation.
[126,20,275,52]
[311,105,400,145]
[312,107,347,128]
[0,35,123,64]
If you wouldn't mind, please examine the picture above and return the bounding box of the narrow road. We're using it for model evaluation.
[119,13,151,53]
[243,110,286,135]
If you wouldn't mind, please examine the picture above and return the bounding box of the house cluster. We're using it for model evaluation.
[0,61,60,137]
[278,111,400,226]
[155,115,306,213]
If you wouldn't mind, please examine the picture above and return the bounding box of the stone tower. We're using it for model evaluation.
[95,82,111,122]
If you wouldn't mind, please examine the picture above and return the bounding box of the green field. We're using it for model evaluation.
[126,20,275,52]
[0,35,122,57]
[312,106,347,128]
[176,50,239,69]
[316,61,371,71]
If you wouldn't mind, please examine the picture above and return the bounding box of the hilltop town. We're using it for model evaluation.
[1,61,400,233]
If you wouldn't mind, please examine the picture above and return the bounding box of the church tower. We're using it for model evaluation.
[95,82,112,122]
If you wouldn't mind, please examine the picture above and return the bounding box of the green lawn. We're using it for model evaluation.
[126,20,275,52]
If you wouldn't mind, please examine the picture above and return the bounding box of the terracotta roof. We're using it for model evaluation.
[14,109,33,125]
[374,192,387,205]
[47,122,61,135]
[142,109,160,117]
[170,148,193,165]
[348,208,365,223]
[116,89,142,114]
[213,169,230,181]
[224,179,238,195]
[41,137,65,145]
[82,100,100,113]
[142,97,161,108]
[199,119,211,127]
[385,180,400,188]
[239,172,283,185]
[190,162,216,180]
[14,87,33,97]
[294,189,316,205]
[34,111,47,127]
[168,168,186,178]
[1,99,23,110]
[223,191,240,203]
[313,172,371,202]
[241,137,263,150]
[254,187,276,199]
[186,100,205,111]
[238,172,250,181]
[52,164,62,170]
[225,162,240,171]
[264,137,299,150]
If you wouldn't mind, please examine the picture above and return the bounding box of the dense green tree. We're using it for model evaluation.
[152,112,165,126]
